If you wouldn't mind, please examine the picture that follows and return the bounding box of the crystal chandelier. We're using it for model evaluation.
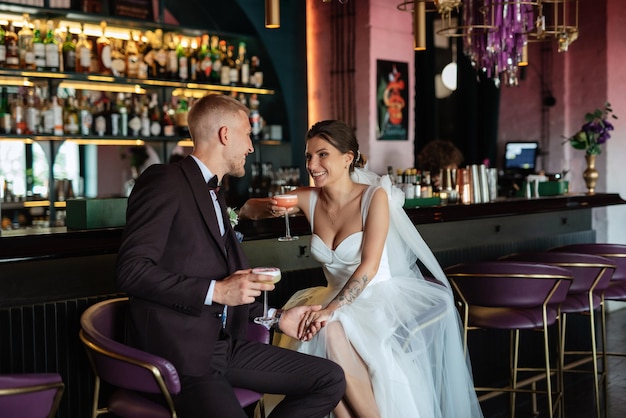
[399,0,579,87]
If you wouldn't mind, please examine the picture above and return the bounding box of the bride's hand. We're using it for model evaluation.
[299,308,332,340]
[280,305,322,340]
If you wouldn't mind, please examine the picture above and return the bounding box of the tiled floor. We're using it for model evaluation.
[481,306,626,418]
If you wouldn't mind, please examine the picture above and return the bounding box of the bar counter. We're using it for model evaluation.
[1,192,624,418]
[1,192,624,307]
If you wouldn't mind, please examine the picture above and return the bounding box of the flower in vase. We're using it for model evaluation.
[567,102,618,156]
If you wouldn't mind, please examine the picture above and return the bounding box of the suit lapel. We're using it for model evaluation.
[181,157,228,261]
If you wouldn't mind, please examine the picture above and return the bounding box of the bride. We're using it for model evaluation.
[239,120,483,418]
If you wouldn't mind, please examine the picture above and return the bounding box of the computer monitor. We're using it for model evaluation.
[504,141,539,171]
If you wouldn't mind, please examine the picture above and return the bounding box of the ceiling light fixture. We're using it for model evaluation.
[265,0,280,29]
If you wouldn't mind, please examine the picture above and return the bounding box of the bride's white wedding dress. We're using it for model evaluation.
[264,169,483,418]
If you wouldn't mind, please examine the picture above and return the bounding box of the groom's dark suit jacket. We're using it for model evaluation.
[116,156,262,376]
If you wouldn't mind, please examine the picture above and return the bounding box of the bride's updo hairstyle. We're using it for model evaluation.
[306,120,365,172]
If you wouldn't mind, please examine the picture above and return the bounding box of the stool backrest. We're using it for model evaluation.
[551,244,626,281]
[445,261,572,308]
[80,297,181,395]
[500,252,615,295]
[0,373,64,418]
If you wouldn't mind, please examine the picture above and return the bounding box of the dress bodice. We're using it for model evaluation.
[309,186,391,290]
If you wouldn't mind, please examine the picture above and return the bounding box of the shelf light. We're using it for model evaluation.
[23,200,66,209]
[58,80,146,94]
[57,20,133,40]
[65,138,146,146]
[185,83,275,95]
[0,76,33,87]
[177,139,194,147]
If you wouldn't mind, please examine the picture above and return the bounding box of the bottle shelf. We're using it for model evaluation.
[0,69,275,96]
[0,133,191,145]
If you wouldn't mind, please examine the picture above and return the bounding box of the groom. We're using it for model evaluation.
[116,94,345,418]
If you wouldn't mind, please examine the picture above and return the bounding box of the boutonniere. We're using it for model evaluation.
[227,207,239,228]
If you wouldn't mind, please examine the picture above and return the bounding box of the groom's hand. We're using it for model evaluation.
[213,269,275,306]
[280,305,324,340]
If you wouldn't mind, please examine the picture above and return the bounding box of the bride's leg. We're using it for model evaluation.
[325,322,381,418]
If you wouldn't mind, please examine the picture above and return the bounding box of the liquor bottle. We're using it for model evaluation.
[62,27,76,72]
[141,30,156,79]
[227,44,238,85]
[63,96,79,135]
[140,104,150,137]
[5,21,20,69]
[32,20,45,71]
[40,98,54,134]
[249,56,263,87]
[0,88,11,134]
[148,93,161,136]
[128,96,142,136]
[78,94,92,135]
[92,93,111,136]
[249,94,261,141]
[387,166,396,185]
[420,170,433,198]
[188,37,198,81]
[166,32,178,80]
[218,40,230,85]
[44,20,60,72]
[18,14,34,70]
[109,98,120,136]
[0,24,6,67]
[117,93,128,136]
[75,24,91,74]
[237,42,249,86]
[161,101,175,137]
[25,89,40,134]
[51,96,64,135]
[196,34,210,81]
[96,21,112,75]
[209,35,221,83]
[12,93,26,134]
[110,38,126,77]
[126,31,140,79]
[176,35,188,81]
[153,29,168,79]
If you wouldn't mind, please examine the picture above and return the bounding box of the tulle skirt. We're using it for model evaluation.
[267,275,483,418]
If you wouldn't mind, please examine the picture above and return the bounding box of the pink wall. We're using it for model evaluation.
[498,0,626,242]
[309,0,626,243]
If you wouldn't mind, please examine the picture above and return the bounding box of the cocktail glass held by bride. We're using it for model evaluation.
[252,267,282,327]
[274,194,299,241]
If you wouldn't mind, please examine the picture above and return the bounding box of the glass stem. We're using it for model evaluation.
[263,290,268,319]
[284,213,291,238]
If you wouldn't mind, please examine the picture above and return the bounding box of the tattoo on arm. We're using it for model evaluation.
[336,274,369,307]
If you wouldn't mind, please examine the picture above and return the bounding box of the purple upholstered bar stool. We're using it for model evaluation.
[80,297,267,418]
[500,251,616,418]
[0,373,64,418]
[445,261,572,418]
[551,243,626,333]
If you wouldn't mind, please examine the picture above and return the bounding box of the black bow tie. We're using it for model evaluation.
[207,175,220,192]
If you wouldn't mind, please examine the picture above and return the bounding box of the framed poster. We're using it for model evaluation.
[376,60,409,140]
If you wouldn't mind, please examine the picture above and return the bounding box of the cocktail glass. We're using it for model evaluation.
[252,267,282,327]
[274,194,299,241]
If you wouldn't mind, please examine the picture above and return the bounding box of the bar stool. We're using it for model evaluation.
[80,297,268,418]
[445,261,573,418]
[0,373,65,418]
[500,251,616,418]
[551,243,626,356]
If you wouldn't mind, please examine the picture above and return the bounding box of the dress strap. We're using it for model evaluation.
[360,185,380,223]
[309,189,319,231]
